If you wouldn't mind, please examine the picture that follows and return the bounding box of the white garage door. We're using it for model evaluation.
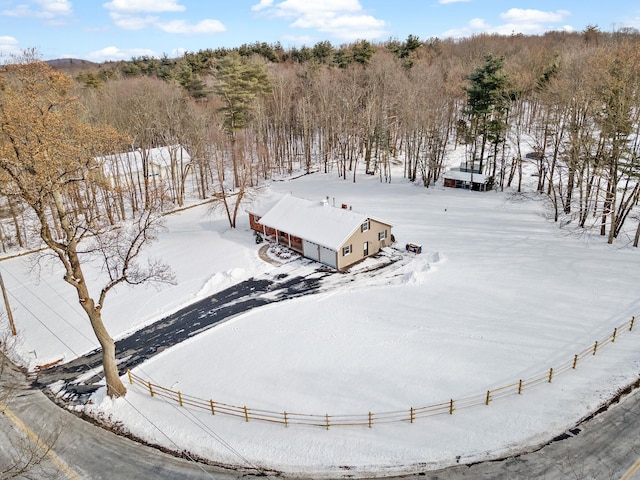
[302,240,337,269]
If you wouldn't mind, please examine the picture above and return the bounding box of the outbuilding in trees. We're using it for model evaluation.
[443,170,494,192]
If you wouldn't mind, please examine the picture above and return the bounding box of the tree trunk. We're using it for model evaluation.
[8,196,24,248]
[564,167,575,214]
[86,307,126,398]
[50,190,127,397]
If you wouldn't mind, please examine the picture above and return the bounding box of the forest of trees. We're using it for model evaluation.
[5,27,640,252]
[2,27,640,398]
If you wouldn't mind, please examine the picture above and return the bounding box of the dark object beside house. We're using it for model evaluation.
[406,243,422,254]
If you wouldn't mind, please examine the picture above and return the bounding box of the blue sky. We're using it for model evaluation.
[1,0,639,62]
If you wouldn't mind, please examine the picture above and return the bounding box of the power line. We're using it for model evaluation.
[1,287,84,359]
[102,382,221,480]
[2,261,263,477]
[0,266,98,350]
[133,364,270,477]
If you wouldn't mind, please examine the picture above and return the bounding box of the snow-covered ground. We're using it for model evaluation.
[1,167,639,478]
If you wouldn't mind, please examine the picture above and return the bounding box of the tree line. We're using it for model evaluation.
[69,27,640,246]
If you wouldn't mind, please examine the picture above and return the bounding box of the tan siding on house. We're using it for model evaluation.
[249,195,392,271]
[336,219,392,271]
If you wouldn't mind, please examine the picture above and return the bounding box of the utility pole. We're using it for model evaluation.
[0,269,16,336]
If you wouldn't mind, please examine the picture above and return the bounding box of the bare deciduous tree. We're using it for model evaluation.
[0,57,175,398]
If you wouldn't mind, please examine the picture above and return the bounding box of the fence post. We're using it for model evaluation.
[410,407,414,424]
[148,381,154,397]
[548,367,553,383]
[283,411,288,428]
[485,390,491,406]
[325,414,330,430]
[368,412,373,428]
[209,400,215,415]
[177,391,183,407]
[630,316,635,331]
[593,341,598,355]
[612,327,617,343]
[518,379,523,394]
[449,399,454,415]
[127,369,133,385]
[243,406,249,422]
[572,354,578,369]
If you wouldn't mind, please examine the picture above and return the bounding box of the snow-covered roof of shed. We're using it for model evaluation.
[99,145,190,175]
[149,145,190,164]
[443,170,491,183]
[257,195,378,250]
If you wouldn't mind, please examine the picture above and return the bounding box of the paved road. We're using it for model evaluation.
[1,356,265,479]
[34,267,334,394]
[397,379,640,480]
[3,355,640,479]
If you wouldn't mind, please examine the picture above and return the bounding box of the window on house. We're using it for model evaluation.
[361,220,370,232]
[342,244,352,256]
[378,230,387,241]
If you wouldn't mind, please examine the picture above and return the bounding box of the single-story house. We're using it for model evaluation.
[248,194,393,271]
[443,170,493,191]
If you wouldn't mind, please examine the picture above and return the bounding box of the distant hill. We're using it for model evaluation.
[45,58,100,74]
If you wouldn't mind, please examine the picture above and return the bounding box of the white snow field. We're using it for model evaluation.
[1,168,639,478]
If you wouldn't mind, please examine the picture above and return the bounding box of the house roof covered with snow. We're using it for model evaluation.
[99,145,190,176]
[257,195,388,250]
[245,191,285,217]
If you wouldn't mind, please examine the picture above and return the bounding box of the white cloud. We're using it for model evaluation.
[109,13,226,34]
[102,0,185,13]
[252,0,274,11]
[0,36,21,56]
[104,0,225,36]
[109,12,158,30]
[292,14,386,41]
[1,5,30,17]
[251,0,387,41]
[441,8,572,38]
[500,8,570,24]
[468,18,490,30]
[172,47,186,57]
[1,0,71,19]
[258,0,363,18]
[156,19,225,34]
[624,17,640,29]
[36,0,72,17]
[280,34,315,45]
[87,46,159,62]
